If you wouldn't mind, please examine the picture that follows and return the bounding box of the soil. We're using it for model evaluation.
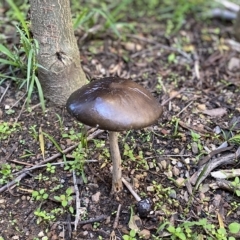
[1,3,240,240]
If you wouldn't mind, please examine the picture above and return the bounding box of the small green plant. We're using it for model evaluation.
[156,218,240,240]
[152,181,179,214]
[34,173,49,181]
[0,163,12,185]
[34,207,62,224]
[62,125,85,142]
[32,189,49,201]
[55,113,64,134]
[46,163,56,174]
[0,122,20,140]
[0,0,45,111]
[123,143,149,170]
[64,143,87,182]
[190,130,204,152]
[229,134,240,146]
[231,177,240,197]
[122,229,137,240]
[29,125,38,140]
[54,187,74,214]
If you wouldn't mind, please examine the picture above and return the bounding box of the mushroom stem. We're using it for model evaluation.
[109,131,123,193]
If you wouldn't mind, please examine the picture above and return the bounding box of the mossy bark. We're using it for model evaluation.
[30,0,86,105]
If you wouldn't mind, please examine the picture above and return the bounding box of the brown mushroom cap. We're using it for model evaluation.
[66,77,163,131]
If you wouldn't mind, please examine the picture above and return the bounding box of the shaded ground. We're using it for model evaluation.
[1,3,240,240]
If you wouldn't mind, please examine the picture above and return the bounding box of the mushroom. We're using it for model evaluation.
[66,77,162,193]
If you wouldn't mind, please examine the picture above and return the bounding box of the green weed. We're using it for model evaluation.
[0,0,45,111]
[34,207,63,224]
[32,189,49,201]
[0,163,12,185]
[54,187,74,214]
[155,218,240,240]
[0,122,20,140]
[46,163,56,174]
[122,229,137,240]
[231,177,240,197]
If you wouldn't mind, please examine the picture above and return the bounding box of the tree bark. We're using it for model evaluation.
[234,10,240,42]
[30,0,86,105]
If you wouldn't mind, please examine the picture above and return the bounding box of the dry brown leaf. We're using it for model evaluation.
[217,211,225,228]
[39,126,45,159]
[203,108,227,117]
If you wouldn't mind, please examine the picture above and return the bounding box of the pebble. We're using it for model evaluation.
[177,161,183,168]
[175,178,185,187]
[174,148,179,154]
[171,159,177,165]
[164,170,172,178]
[21,196,26,201]
[38,231,44,237]
[139,229,151,239]
[172,166,180,176]
[147,186,154,192]
[184,158,190,164]
[159,160,167,169]
[92,191,101,203]
[191,142,199,154]
[148,162,154,169]
[185,171,190,178]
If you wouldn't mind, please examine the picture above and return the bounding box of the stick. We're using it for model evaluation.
[13,160,98,175]
[0,129,104,193]
[126,34,191,61]
[122,177,141,201]
[0,82,10,103]
[57,215,107,225]
[214,0,239,12]
[190,147,240,188]
[73,170,81,231]
[113,204,122,229]
[161,88,186,106]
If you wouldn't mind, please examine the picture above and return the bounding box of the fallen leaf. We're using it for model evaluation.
[39,127,45,159]
[203,108,227,117]
[217,211,225,228]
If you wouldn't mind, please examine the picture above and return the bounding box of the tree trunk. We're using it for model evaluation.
[234,10,240,42]
[30,0,86,105]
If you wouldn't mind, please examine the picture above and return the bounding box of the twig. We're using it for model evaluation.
[211,168,240,179]
[122,177,141,201]
[0,129,104,193]
[176,100,194,117]
[73,170,81,231]
[214,0,239,12]
[161,88,186,106]
[127,34,192,61]
[178,120,210,135]
[193,52,200,80]
[198,145,234,166]
[0,82,10,103]
[57,215,107,225]
[210,179,239,193]
[190,147,240,188]
[13,160,98,175]
[14,97,27,123]
[113,204,122,229]
[9,159,34,166]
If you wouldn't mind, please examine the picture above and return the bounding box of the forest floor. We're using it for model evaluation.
[1,2,240,240]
